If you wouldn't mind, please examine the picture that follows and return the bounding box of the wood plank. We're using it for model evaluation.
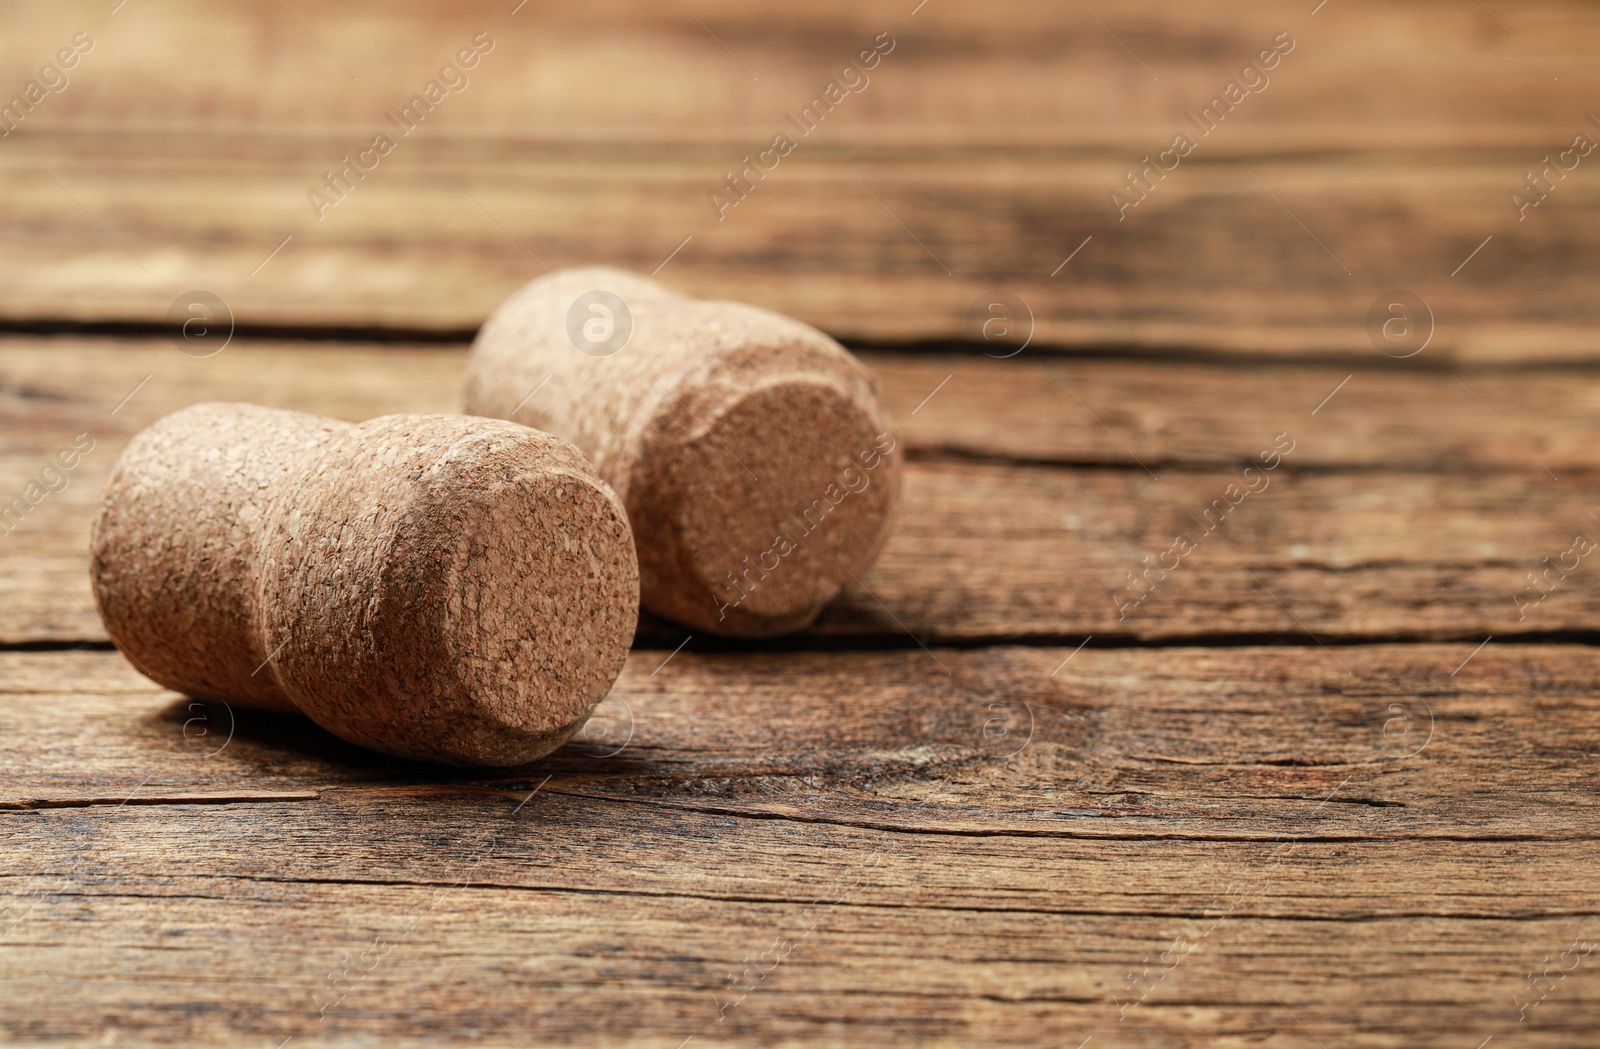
[0,1,1597,352]
[16,340,1600,470]
[5,643,1599,842]
[7,339,1600,645]
[8,878,1595,1047]
[3,646,1599,1046]
[7,6,1595,1043]
[4,134,1597,358]
[4,0,1596,147]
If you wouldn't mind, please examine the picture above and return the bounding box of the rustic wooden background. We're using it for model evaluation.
[4,1,1600,1046]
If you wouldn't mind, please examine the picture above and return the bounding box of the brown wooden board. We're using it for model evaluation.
[4,642,1599,839]
[14,340,1600,473]
[6,339,1600,646]
[2,645,1598,1046]
[6,134,1599,359]
[8,877,1596,1048]
[5,0,1596,145]
[6,3,1600,1044]
[0,1,1597,354]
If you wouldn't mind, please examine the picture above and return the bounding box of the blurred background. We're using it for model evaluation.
[1,0,1596,356]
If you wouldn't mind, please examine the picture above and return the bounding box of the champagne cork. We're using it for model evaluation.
[89,403,639,767]
[464,267,902,637]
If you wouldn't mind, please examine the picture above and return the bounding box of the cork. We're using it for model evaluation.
[464,267,902,637]
[89,403,639,766]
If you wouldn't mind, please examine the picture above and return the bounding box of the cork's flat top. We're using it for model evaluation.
[651,376,899,636]
[433,458,640,762]
[255,415,640,767]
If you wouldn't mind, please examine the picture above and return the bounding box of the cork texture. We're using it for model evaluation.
[90,403,639,766]
[464,267,902,637]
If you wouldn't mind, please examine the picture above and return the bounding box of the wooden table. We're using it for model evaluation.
[5,1,1600,1045]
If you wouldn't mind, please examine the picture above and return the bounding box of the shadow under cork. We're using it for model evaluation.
[150,696,646,786]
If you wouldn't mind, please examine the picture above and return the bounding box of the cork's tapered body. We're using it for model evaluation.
[464,267,902,637]
[90,403,639,766]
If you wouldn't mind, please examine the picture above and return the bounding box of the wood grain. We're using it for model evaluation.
[6,340,1600,645]
[5,0,1596,145]
[6,642,1600,841]
[0,1,1596,353]
[2,645,1598,1046]
[9,877,1595,1048]
[14,340,1600,473]
[6,4,1599,1045]
[5,134,1598,359]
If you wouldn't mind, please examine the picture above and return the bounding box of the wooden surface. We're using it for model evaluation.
[2,0,1600,356]
[6,1,1600,1047]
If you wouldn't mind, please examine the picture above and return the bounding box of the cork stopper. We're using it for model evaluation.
[90,403,639,766]
[464,267,902,637]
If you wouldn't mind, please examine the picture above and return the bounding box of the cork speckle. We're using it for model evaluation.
[90,403,639,766]
[464,266,902,637]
